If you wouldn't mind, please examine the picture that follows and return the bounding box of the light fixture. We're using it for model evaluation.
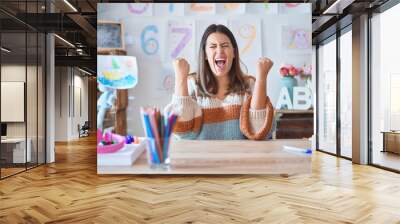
[63,0,78,12]
[1,47,11,53]
[54,34,75,48]
[76,48,86,55]
[78,67,93,76]
[322,0,340,14]
[322,0,354,15]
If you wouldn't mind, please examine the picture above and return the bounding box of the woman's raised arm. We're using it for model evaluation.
[173,58,190,97]
[251,57,273,109]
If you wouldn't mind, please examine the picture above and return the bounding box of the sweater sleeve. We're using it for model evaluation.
[240,95,274,140]
[163,79,203,140]
[239,76,275,140]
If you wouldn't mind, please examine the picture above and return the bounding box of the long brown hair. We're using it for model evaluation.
[195,24,250,97]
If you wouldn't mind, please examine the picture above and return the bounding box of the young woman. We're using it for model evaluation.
[165,24,275,140]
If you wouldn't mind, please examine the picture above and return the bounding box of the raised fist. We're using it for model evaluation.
[173,58,190,82]
[256,57,273,81]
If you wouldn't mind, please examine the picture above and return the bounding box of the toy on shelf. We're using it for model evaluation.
[125,135,140,144]
[97,128,125,154]
[97,129,147,166]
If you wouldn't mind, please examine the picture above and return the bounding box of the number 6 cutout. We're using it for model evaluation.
[140,25,159,55]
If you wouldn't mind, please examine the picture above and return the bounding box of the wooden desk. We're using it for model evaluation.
[98,139,311,175]
[275,109,313,139]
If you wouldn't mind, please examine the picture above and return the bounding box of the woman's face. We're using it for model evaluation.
[205,32,235,77]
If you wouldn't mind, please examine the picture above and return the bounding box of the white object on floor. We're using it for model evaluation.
[97,138,147,166]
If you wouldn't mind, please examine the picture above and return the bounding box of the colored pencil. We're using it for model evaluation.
[140,107,179,165]
[149,110,163,162]
[140,108,160,164]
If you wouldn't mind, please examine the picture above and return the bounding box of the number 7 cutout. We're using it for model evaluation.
[170,27,192,59]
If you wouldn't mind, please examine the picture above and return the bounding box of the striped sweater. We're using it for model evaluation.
[165,76,275,140]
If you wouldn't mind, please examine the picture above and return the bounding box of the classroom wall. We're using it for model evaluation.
[98,3,312,136]
[55,67,89,141]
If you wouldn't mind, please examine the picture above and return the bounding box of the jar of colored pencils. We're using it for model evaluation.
[141,107,177,171]
[145,137,170,170]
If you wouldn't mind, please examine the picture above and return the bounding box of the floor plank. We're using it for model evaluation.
[0,135,400,223]
[373,151,400,171]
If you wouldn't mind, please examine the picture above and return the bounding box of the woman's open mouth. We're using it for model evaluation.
[214,58,226,72]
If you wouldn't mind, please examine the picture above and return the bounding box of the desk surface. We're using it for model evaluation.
[98,139,311,175]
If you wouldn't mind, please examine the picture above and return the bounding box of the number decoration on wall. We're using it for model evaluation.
[167,21,195,70]
[127,3,150,15]
[228,18,262,77]
[224,3,240,10]
[140,25,159,55]
[190,3,213,11]
[162,74,174,92]
[285,3,300,8]
[186,3,215,15]
[219,3,245,14]
[155,3,184,16]
[170,27,192,58]
[245,3,277,14]
[238,24,256,55]
[279,3,310,14]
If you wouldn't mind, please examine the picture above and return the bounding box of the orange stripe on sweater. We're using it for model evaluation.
[202,105,241,123]
[174,116,203,133]
[173,105,242,133]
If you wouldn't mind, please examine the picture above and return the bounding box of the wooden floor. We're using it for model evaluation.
[373,151,400,171]
[1,163,44,178]
[1,167,25,178]
[0,135,400,223]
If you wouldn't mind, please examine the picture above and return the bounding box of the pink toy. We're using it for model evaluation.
[97,131,125,154]
[104,132,112,143]
[97,128,102,145]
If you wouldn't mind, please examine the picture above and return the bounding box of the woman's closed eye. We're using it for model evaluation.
[209,45,217,49]
[208,45,229,49]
